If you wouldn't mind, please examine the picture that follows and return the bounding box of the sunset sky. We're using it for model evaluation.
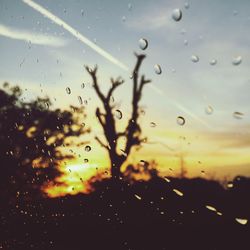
[1,0,250,195]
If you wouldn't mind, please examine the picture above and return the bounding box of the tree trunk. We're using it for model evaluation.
[110,154,125,180]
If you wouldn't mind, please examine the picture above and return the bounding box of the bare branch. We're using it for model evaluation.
[85,53,149,179]
[96,108,105,128]
[85,65,106,102]
[138,75,151,96]
[124,54,149,156]
[107,77,124,101]
[95,136,109,150]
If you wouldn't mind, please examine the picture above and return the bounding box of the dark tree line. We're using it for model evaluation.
[0,83,89,203]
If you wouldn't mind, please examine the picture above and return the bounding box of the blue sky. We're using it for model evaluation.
[1,0,250,178]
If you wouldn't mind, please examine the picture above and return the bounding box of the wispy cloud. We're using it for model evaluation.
[0,23,67,47]
[126,6,175,31]
[22,0,128,71]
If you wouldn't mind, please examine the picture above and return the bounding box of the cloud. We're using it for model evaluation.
[0,23,67,47]
[126,7,176,31]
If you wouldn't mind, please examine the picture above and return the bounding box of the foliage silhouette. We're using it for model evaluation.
[0,83,89,203]
[85,54,150,179]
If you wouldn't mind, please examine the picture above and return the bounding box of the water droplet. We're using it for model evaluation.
[184,39,188,46]
[140,109,145,116]
[78,96,83,105]
[164,177,171,182]
[84,158,89,163]
[128,3,132,11]
[115,109,123,120]
[205,105,213,115]
[233,10,238,16]
[173,189,183,196]
[85,145,91,152]
[191,55,199,63]
[184,2,190,9]
[150,122,156,127]
[134,194,142,200]
[232,56,242,66]
[122,16,126,22]
[81,9,84,16]
[206,205,217,212]
[45,102,49,109]
[172,9,182,22]
[209,59,217,65]
[66,87,71,94]
[235,218,248,225]
[177,116,185,126]
[233,111,244,119]
[154,64,162,74]
[81,83,85,89]
[138,38,148,50]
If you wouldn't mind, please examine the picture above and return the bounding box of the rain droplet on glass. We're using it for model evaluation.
[210,59,217,65]
[177,116,185,126]
[235,218,248,225]
[81,83,85,89]
[66,87,71,94]
[191,55,199,63]
[85,145,91,152]
[154,64,162,74]
[172,9,182,22]
[122,16,126,22]
[232,56,242,66]
[138,38,148,50]
[78,96,83,105]
[184,2,190,9]
[128,3,132,11]
[173,189,184,196]
[150,122,156,127]
[184,39,188,46]
[115,109,123,120]
[205,105,213,115]
[233,111,244,119]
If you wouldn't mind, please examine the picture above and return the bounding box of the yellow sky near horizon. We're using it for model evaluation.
[43,110,250,197]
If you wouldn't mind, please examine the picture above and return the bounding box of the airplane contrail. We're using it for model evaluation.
[22,0,210,128]
[149,85,210,128]
[22,0,128,71]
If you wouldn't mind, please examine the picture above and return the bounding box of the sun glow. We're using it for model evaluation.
[44,161,101,198]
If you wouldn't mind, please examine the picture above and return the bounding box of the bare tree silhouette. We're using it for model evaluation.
[85,54,150,179]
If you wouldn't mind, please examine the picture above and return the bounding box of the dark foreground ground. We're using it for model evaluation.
[1,176,250,250]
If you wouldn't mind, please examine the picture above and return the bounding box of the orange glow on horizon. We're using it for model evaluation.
[44,161,108,198]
